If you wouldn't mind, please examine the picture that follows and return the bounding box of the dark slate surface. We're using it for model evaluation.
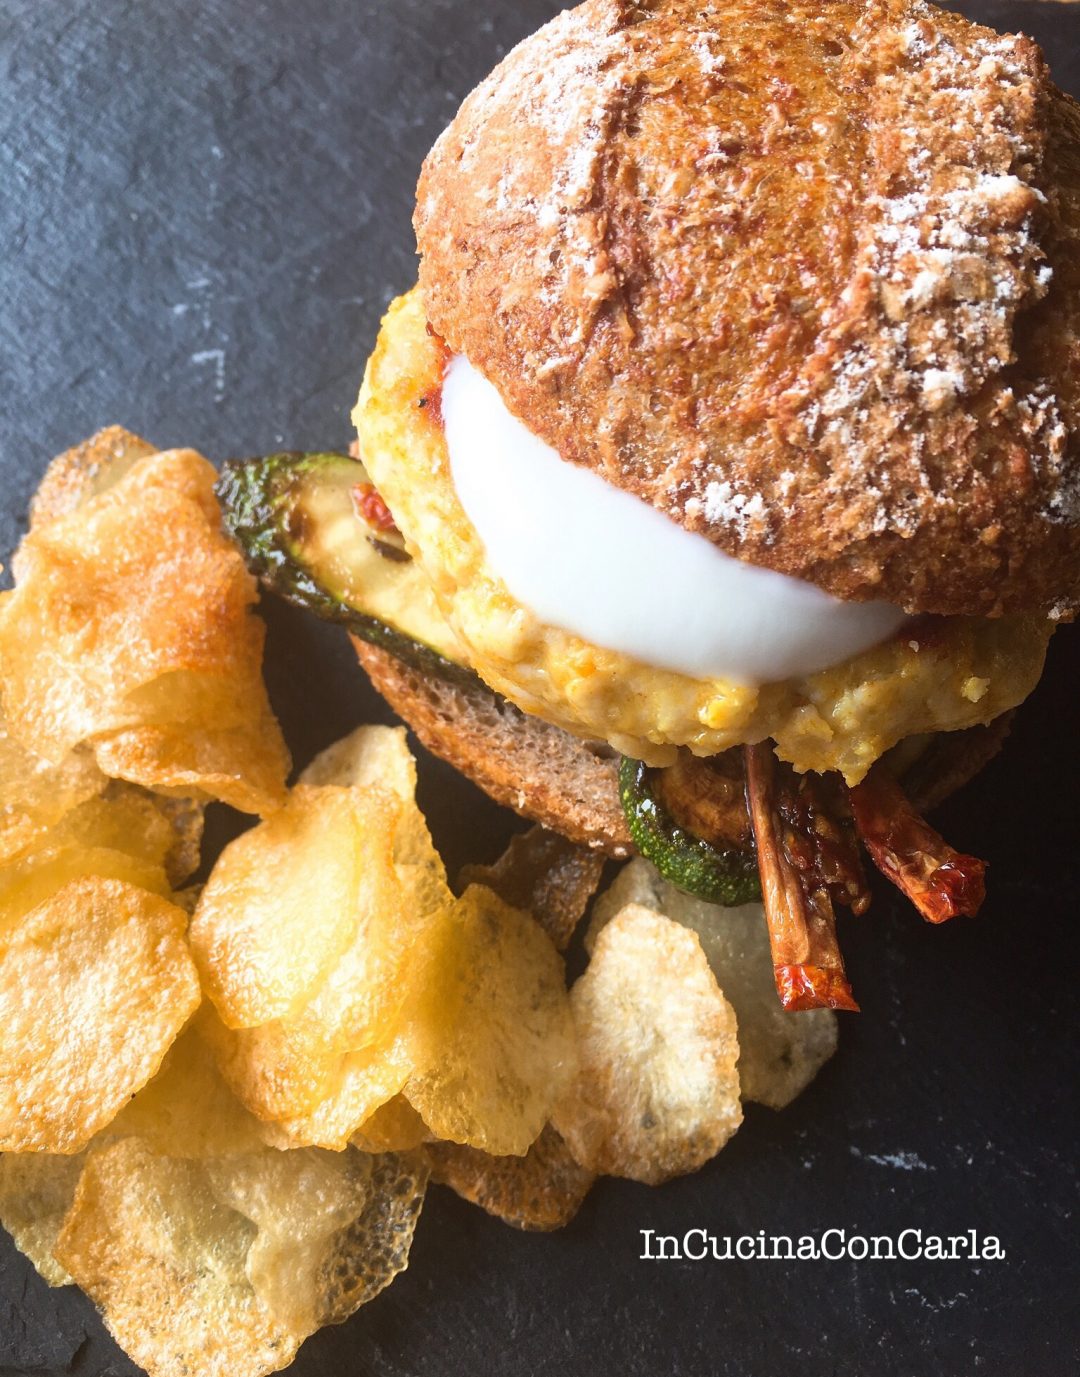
[1,2,1079,1374]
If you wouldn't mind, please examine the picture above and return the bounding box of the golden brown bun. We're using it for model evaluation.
[352,635,1009,853]
[416,0,1080,619]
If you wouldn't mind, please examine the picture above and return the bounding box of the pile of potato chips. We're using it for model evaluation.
[0,429,839,1377]
[191,724,578,1161]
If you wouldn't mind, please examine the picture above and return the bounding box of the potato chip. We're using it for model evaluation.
[26,782,203,887]
[0,1150,86,1286]
[0,480,250,750]
[195,756,448,1133]
[234,951,436,1148]
[0,780,203,932]
[459,825,605,951]
[588,859,837,1109]
[233,840,451,1126]
[351,1094,429,1153]
[257,1039,414,1152]
[198,726,572,1157]
[93,714,288,818]
[301,724,446,883]
[45,786,176,864]
[191,785,399,1028]
[200,1005,414,1141]
[0,876,201,1153]
[553,903,742,1185]
[171,883,203,916]
[0,779,202,932]
[54,1136,428,1377]
[198,1006,343,1125]
[102,445,224,524]
[404,884,576,1157]
[299,723,416,800]
[205,1145,428,1333]
[111,1027,273,1159]
[1,754,205,881]
[54,1138,300,1377]
[427,1124,594,1232]
[28,426,157,532]
[0,844,171,935]
[145,791,205,888]
[308,1149,429,1326]
[0,443,288,814]
[204,869,572,1158]
[260,821,441,1068]
[0,721,106,867]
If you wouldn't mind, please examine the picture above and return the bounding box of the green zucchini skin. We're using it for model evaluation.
[618,756,762,907]
[215,452,483,692]
[216,451,351,618]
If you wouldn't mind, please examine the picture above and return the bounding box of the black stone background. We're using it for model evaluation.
[1,1,1078,1374]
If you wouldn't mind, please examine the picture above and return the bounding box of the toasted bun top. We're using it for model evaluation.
[416,0,1080,618]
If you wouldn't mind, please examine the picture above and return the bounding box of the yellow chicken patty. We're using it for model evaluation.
[353,290,1051,783]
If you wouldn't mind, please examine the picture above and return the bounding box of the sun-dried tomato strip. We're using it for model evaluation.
[352,482,399,533]
[849,767,986,923]
[744,743,859,1013]
[775,964,860,1012]
[780,769,871,918]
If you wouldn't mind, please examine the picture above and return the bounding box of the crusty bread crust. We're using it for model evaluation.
[351,636,632,855]
[352,635,1008,853]
[417,0,1080,618]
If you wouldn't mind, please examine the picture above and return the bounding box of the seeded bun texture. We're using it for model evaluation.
[415,0,1080,619]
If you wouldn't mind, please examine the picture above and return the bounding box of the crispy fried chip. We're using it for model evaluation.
[198,1007,342,1126]
[93,713,288,818]
[200,1007,413,1149]
[427,1124,594,1232]
[239,836,448,1124]
[54,1139,299,1377]
[0,843,171,933]
[0,444,288,814]
[301,725,445,888]
[0,781,203,933]
[145,791,205,888]
[351,1095,429,1153]
[196,747,447,1135]
[0,877,200,1152]
[202,857,572,1159]
[306,1149,428,1324]
[256,1039,415,1152]
[459,825,605,951]
[554,903,742,1185]
[199,729,572,1156]
[191,786,401,1029]
[33,783,203,887]
[111,1028,272,1159]
[54,1137,427,1377]
[205,1146,428,1333]
[1,765,205,881]
[403,884,576,1157]
[0,722,106,867]
[588,860,838,1109]
[28,426,157,531]
[299,723,416,799]
[1,456,250,748]
[0,1151,86,1286]
[45,787,176,866]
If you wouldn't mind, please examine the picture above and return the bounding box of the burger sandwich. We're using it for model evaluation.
[219,0,1080,1011]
